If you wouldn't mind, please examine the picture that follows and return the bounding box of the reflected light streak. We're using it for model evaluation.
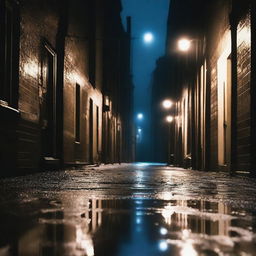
[158,240,168,251]
[136,211,143,216]
[135,200,143,205]
[161,192,173,201]
[180,241,198,256]
[136,217,142,224]
[182,229,190,239]
[76,227,94,256]
[160,227,168,235]
[162,204,174,225]
[135,170,144,179]
[135,162,166,167]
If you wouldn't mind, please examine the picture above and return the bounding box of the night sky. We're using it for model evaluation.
[121,0,170,160]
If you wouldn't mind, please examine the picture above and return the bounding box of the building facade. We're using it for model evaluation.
[0,0,133,176]
[153,0,256,174]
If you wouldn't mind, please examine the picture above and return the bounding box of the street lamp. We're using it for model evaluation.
[137,113,144,120]
[162,99,173,109]
[166,115,174,123]
[143,32,154,44]
[177,38,191,52]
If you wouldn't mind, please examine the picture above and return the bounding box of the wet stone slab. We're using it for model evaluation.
[0,163,256,256]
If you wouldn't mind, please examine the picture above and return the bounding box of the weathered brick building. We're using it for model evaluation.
[0,0,133,176]
[153,0,256,174]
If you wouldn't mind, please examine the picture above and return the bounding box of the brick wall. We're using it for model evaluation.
[209,66,218,170]
[17,0,59,172]
[236,12,251,170]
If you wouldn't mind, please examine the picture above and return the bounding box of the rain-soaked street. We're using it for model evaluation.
[0,163,256,256]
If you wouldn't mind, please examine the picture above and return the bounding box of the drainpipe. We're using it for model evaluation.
[229,9,238,174]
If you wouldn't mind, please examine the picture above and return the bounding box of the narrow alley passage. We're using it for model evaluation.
[0,164,255,256]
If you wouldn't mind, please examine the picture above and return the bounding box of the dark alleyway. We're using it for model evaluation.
[0,163,256,256]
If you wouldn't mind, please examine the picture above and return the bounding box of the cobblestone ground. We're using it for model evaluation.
[0,163,256,256]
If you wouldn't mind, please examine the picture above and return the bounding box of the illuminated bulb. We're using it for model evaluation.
[143,32,154,43]
[137,113,144,120]
[178,38,191,51]
[162,99,173,109]
[166,115,173,123]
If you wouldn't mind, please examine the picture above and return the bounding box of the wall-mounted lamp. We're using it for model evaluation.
[166,115,174,123]
[177,38,191,52]
[162,99,173,109]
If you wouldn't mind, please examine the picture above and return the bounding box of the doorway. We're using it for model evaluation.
[41,43,57,160]
[217,46,231,170]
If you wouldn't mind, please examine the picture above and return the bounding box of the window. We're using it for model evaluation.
[0,0,19,108]
[75,84,81,142]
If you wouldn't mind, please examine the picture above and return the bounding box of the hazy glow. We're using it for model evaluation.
[161,192,173,201]
[178,38,191,52]
[137,113,144,120]
[135,200,143,205]
[76,228,94,256]
[162,204,174,225]
[182,229,190,239]
[135,162,148,167]
[180,242,198,256]
[138,128,142,133]
[136,217,142,224]
[162,99,173,109]
[158,240,168,251]
[143,32,154,43]
[166,115,174,123]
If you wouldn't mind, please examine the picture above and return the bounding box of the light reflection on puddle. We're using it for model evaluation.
[0,197,255,256]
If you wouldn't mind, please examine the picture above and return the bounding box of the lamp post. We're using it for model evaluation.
[176,36,200,170]
[166,115,174,165]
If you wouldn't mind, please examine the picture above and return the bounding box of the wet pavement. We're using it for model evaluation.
[0,163,256,256]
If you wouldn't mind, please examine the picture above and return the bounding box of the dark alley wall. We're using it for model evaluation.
[151,0,256,174]
[0,0,134,176]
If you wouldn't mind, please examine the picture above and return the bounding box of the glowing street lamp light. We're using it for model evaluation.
[137,113,144,120]
[162,99,173,109]
[177,38,191,52]
[143,32,154,44]
[166,115,174,123]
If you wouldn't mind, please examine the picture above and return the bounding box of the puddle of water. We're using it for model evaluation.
[0,197,256,256]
